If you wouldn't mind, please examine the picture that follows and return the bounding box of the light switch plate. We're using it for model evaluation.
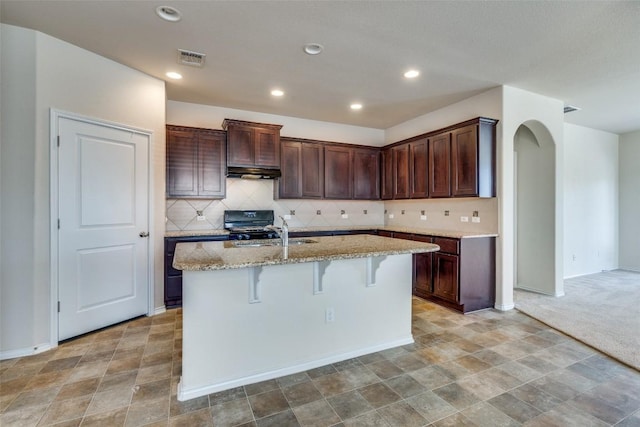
[460,216,469,222]
[197,215,206,221]
[472,217,481,223]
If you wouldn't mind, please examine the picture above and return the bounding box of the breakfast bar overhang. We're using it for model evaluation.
[173,235,439,401]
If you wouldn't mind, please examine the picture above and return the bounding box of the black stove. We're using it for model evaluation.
[224,210,279,240]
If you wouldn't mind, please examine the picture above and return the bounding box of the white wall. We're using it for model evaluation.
[167,101,385,146]
[0,24,166,357]
[563,124,619,278]
[1,25,39,355]
[501,87,565,304]
[619,130,640,271]
[514,125,556,294]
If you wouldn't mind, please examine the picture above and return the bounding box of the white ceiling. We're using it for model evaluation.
[2,1,639,134]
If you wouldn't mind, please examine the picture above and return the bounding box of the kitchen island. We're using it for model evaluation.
[174,234,439,401]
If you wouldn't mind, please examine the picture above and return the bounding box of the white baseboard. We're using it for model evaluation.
[177,336,414,401]
[154,306,167,316]
[494,302,515,311]
[0,342,55,361]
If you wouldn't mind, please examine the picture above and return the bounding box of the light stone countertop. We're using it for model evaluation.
[166,226,497,239]
[173,234,439,271]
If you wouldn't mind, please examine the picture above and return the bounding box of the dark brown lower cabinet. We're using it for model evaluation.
[411,235,433,298]
[165,235,229,308]
[382,231,495,313]
[433,253,459,302]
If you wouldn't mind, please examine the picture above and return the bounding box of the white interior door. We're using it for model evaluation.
[57,116,150,341]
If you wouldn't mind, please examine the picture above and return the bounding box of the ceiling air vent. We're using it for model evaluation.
[178,49,206,67]
[563,105,581,114]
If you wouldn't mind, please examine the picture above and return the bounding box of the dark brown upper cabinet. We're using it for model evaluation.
[166,125,226,198]
[278,138,379,200]
[381,148,394,200]
[428,131,452,198]
[324,145,353,199]
[353,147,380,200]
[393,144,410,199]
[385,117,497,200]
[409,138,429,198]
[222,119,282,168]
[278,138,323,199]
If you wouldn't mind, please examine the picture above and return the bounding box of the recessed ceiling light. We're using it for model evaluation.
[271,89,284,97]
[404,69,420,79]
[303,43,324,55]
[156,6,182,22]
[350,103,363,110]
[166,72,182,80]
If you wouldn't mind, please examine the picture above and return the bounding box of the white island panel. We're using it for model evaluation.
[178,254,413,401]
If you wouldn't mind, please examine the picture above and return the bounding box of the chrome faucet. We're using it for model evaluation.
[266,216,289,247]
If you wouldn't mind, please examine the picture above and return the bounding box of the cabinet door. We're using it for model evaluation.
[166,127,198,197]
[451,124,478,197]
[412,235,433,297]
[393,144,410,199]
[255,128,280,167]
[429,132,451,198]
[279,140,302,198]
[353,148,380,199]
[410,139,429,198]
[324,146,353,199]
[198,131,226,198]
[301,143,324,198]
[413,253,433,297]
[433,252,459,302]
[381,149,394,200]
[227,126,255,166]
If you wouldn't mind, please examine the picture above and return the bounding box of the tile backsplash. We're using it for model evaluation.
[166,179,384,231]
[166,179,498,233]
[383,197,498,233]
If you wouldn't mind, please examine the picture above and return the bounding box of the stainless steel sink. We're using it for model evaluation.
[233,239,317,248]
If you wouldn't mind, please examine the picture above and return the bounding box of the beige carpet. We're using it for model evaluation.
[515,269,640,371]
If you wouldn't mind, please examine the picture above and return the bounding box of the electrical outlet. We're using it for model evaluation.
[341,214,349,219]
[388,214,394,219]
[316,210,321,215]
[472,217,481,223]
[197,215,206,221]
[283,214,292,220]
[420,215,427,221]
[444,210,450,216]
[325,308,335,323]
[461,216,469,222]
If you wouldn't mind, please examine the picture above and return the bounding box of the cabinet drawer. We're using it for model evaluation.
[393,232,414,241]
[411,234,433,243]
[433,237,459,254]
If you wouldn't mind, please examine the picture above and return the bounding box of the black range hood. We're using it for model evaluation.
[226,166,281,179]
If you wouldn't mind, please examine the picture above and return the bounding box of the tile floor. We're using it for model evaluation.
[1,299,639,426]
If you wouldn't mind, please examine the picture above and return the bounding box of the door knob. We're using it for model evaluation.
[139,231,149,238]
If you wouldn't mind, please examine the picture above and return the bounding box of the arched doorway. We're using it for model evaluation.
[513,121,563,296]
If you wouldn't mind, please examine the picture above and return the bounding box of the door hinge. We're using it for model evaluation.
[57,301,61,312]
[58,219,60,229]
[57,135,60,147]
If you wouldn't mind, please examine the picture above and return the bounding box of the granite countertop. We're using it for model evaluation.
[173,234,439,271]
[166,226,497,239]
